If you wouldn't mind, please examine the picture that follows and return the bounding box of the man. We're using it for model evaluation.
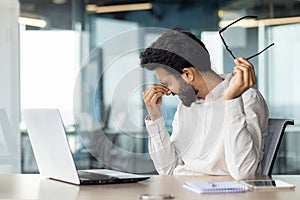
[140,28,269,180]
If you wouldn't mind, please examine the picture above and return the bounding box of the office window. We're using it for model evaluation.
[20,30,80,126]
[201,31,224,74]
[20,30,81,172]
[0,0,20,173]
[78,18,157,174]
[258,23,300,174]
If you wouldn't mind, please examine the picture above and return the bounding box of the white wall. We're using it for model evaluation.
[0,0,20,173]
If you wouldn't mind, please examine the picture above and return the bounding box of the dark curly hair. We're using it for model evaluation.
[140,27,211,75]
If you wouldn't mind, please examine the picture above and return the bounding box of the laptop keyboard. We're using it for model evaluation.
[78,171,119,180]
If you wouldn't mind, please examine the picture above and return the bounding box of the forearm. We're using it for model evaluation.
[224,95,268,180]
[146,116,179,175]
[224,116,260,180]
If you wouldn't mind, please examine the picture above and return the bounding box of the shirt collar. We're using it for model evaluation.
[195,73,233,104]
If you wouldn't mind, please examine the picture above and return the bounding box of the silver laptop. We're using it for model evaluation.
[22,109,150,185]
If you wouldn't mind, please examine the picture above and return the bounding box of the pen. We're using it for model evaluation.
[139,194,175,199]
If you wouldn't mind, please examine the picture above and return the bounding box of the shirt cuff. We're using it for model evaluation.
[145,115,165,135]
[225,96,245,121]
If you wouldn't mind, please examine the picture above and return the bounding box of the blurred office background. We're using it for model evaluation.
[1,0,300,175]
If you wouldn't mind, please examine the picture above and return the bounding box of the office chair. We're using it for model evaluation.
[261,118,294,176]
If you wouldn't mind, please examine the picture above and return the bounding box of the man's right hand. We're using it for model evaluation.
[142,84,171,121]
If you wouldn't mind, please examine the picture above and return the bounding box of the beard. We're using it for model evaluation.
[176,78,198,107]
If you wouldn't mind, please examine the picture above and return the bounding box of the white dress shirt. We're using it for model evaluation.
[145,74,269,180]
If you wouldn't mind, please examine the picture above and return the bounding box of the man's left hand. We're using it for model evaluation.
[224,57,256,100]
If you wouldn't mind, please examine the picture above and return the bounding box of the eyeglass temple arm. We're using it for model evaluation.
[219,32,236,59]
[219,16,258,32]
[247,43,275,60]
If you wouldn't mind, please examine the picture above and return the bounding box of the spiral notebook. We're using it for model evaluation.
[183,181,249,194]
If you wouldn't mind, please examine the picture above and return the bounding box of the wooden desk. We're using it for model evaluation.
[0,174,299,199]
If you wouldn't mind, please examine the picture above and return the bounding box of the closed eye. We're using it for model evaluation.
[161,82,168,87]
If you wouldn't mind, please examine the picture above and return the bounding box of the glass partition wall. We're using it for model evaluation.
[258,23,300,174]
[19,0,88,173]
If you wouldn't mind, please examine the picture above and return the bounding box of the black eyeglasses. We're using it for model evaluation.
[219,16,274,60]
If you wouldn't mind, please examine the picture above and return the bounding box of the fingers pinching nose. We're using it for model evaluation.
[166,90,172,96]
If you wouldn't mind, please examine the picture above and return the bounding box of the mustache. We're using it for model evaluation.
[172,88,198,97]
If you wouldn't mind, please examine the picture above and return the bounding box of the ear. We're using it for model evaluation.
[181,67,195,83]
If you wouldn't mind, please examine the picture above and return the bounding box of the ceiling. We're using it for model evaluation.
[19,0,300,29]
[219,0,300,19]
